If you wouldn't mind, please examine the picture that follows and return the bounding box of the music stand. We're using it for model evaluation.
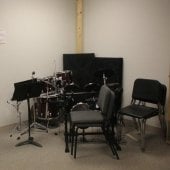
[12,79,43,147]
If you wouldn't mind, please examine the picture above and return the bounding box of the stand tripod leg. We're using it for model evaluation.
[18,102,48,136]
[31,98,48,132]
[32,122,47,131]
[16,98,43,147]
[15,137,42,147]
[7,101,23,138]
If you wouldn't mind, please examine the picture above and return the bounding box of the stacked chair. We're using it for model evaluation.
[69,85,120,159]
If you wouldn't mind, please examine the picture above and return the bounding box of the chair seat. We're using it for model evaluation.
[119,104,158,119]
[70,110,103,125]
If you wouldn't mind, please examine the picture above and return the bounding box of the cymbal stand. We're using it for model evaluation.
[19,98,48,136]
[7,100,24,138]
[53,70,59,94]
[53,76,57,94]
[45,85,50,131]
[30,71,48,131]
[53,59,57,94]
[36,82,51,132]
[45,83,56,131]
[103,73,107,85]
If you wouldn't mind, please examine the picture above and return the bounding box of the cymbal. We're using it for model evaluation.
[56,70,71,75]
[64,83,80,92]
[84,83,100,92]
[43,80,53,86]
[41,80,55,88]
[95,69,114,78]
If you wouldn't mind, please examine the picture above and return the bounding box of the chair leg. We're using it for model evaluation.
[74,127,78,159]
[138,119,146,151]
[133,118,139,132]
[82,129,86,142]
[103,127,119,159]
[111,124,121,151]
[71,125,75,155]
[116,114,124,143]
[158,113,166,138]
[109,137,120,160]
[69,123,72,142]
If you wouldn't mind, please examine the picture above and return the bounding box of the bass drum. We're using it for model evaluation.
[36,95,64,126]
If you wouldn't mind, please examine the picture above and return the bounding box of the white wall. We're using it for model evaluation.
[0,0,76,127]
[0,0,169,128]
[84,0,170,127]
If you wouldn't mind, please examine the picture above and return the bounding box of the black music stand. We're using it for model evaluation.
[12,79,43,147]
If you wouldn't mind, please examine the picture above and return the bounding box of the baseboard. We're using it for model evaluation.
[0,121,27,131]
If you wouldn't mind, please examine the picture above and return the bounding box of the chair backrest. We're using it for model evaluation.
[160,84,167,106]
[107,90,116,119]
[132,78,166,105]
[97,85,111,116]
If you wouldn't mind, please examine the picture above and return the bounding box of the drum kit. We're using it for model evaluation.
[8,68,117,144]
[34,68,115,129]
[35,70,72,128]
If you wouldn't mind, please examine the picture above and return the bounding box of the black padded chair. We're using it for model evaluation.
[69,85,119,159]
[71,102,90,142]
[118,78,167,151]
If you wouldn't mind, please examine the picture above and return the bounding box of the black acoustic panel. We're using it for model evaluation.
[63,54,123,87]
[94,57,123,86]
[63,54,123,110]
[63,53,95,88]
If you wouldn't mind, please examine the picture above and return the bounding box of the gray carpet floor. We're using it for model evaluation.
[0,122,170,170]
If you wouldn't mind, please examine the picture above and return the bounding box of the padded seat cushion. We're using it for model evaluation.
[70,110,103,124]
[119,104,158,119]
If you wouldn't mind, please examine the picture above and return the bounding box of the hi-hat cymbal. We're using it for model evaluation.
[84,83,100,92]
[95,69,114,78]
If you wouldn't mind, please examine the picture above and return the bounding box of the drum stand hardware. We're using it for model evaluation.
[30,99,48,132]
[36,81,57,132]
[20,98,48,136]
[7,100,25,139]
[37,84,65,132]
[95,69,114,85]
[102,73,107,85]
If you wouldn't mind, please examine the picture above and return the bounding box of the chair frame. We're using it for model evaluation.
[118,78,167,151]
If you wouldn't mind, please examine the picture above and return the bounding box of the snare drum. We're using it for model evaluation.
[71,102,90,133]
[71,102,89,111]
